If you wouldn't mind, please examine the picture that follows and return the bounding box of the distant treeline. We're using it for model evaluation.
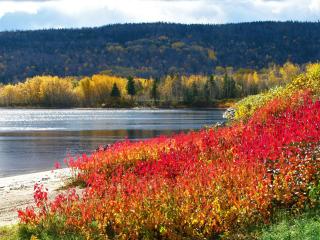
[0,22,319,83]
[0,62,301,108]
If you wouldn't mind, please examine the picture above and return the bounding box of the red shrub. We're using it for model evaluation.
[18,91,320,239]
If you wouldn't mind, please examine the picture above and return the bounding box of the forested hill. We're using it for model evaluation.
[0,21,320,83]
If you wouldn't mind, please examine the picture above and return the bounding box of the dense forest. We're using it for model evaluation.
[0,62,301,107]
[0,22,319,83]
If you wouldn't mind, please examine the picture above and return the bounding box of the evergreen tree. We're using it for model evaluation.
[191,82,198,102]
[183,82,198,105]
[222,74,229,98]
[203,81,210,103]
[208,75,218,100]
[150,78,158,104]
[126,76,136,98]
[183,88,193,104]
[110,83,121,98]
[222,74,237,98]
[229,78,237,98]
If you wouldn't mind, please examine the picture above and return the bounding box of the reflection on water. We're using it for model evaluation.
[0,109,225,177]
[0,129,178,177]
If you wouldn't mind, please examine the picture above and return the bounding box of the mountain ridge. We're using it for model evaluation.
[0,21,319,82]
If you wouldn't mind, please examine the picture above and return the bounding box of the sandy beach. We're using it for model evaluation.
[0,169,72,227]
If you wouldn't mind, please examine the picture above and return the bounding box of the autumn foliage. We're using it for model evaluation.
[233,63,320,121]
[0,61,302,108]
[16,86,320,239]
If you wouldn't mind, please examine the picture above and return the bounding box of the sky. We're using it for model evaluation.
[0,0,319,31]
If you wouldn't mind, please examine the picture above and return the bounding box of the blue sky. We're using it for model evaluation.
[0,0,319,31]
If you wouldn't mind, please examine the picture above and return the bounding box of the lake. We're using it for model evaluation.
[0,109,225,177]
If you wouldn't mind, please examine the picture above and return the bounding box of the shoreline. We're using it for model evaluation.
[0,99,237,110]
[0,106,229,110]
[0,168,72,227]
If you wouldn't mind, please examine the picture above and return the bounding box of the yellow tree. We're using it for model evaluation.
[22,77,43,105]
[0,84,21,106]
[279,61,300,84]
[39,76,75,107]
[77,77,94,106]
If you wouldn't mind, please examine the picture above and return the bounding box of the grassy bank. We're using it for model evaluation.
[0,225,18,240]
[2,208,319,240]
[259,208,320,240]
[223,207,320,239]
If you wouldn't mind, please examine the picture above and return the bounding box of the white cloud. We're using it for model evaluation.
[309,0,320,12]
[0,0,319,31]
[0,1,40,17]
[42,0,224,23]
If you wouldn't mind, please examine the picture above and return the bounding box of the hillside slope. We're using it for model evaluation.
[0,22,320,82]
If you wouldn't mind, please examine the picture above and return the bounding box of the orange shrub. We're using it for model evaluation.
[18,91,320,239]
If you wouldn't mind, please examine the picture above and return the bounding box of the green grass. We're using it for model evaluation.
[1,224,85,240]
[259,208,320,240]
[2,210,319,240]
[220,208,320,240]
[0,225,19,240]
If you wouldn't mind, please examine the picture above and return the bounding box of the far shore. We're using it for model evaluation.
[0,99,237,110]
[0,105,231,110]
[0,168,72,227]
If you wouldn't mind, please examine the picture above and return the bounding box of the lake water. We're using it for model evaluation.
[0,109,225,177]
